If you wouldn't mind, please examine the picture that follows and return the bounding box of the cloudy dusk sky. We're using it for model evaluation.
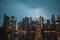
[0,0,60,26]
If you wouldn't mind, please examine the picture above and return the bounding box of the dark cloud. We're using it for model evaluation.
[17,0,60,15]
[0,0,60,26]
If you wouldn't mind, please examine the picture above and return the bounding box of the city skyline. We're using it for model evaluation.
[0,0,60,26]
[0,14,59,26]
[1,14,60,28]
[1,12,60,40]
[0,0,60,40]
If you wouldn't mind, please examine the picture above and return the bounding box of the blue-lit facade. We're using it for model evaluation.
[11,16,16,30]
[11,16,16,40]
[22,17,29,30]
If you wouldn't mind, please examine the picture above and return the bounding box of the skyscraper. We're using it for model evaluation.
[3,14,11,40]
[35,16,44,40]
[51,15,55,24]
[29,17,32,23]
[29,17,32,30]
[11,16,16,40]
[47,19,50,29]
[39,16,44,29]
[22,17,29,30]
[3,14,10,28]
[11,16,16,30]
[51,15,56,30]
[25,17,29,30]
[47,19,50,25]
[22,18,25,30]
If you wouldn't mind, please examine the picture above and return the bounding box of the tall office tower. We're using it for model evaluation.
[51,15,56,30]
[22,17,30,40]
[28,17,33,40]
[3,14,11,40]
[29,17,32,30]
[11,16,16,40]
[47,19,50,29]
[39,16,44,29]
[5,16,11,40]
[11,16,16,30]
[29,17,32,23]
[3,14,10,28]
[35,16,44,40]
[25,17,29,30]
[39,16,44,39]
[47,19,50,25]
[51,15,55,24]
[29,20,36,40]
[35,20,41,40]
[22,17,29,30]
[18,21,22,30]
[22,18,24,30]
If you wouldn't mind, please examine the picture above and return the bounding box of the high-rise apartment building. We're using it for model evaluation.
[3,14,11,40]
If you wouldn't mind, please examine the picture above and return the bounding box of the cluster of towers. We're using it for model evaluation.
[3,14,16,40]
[18,15,60,40]
[1,14,60,40]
